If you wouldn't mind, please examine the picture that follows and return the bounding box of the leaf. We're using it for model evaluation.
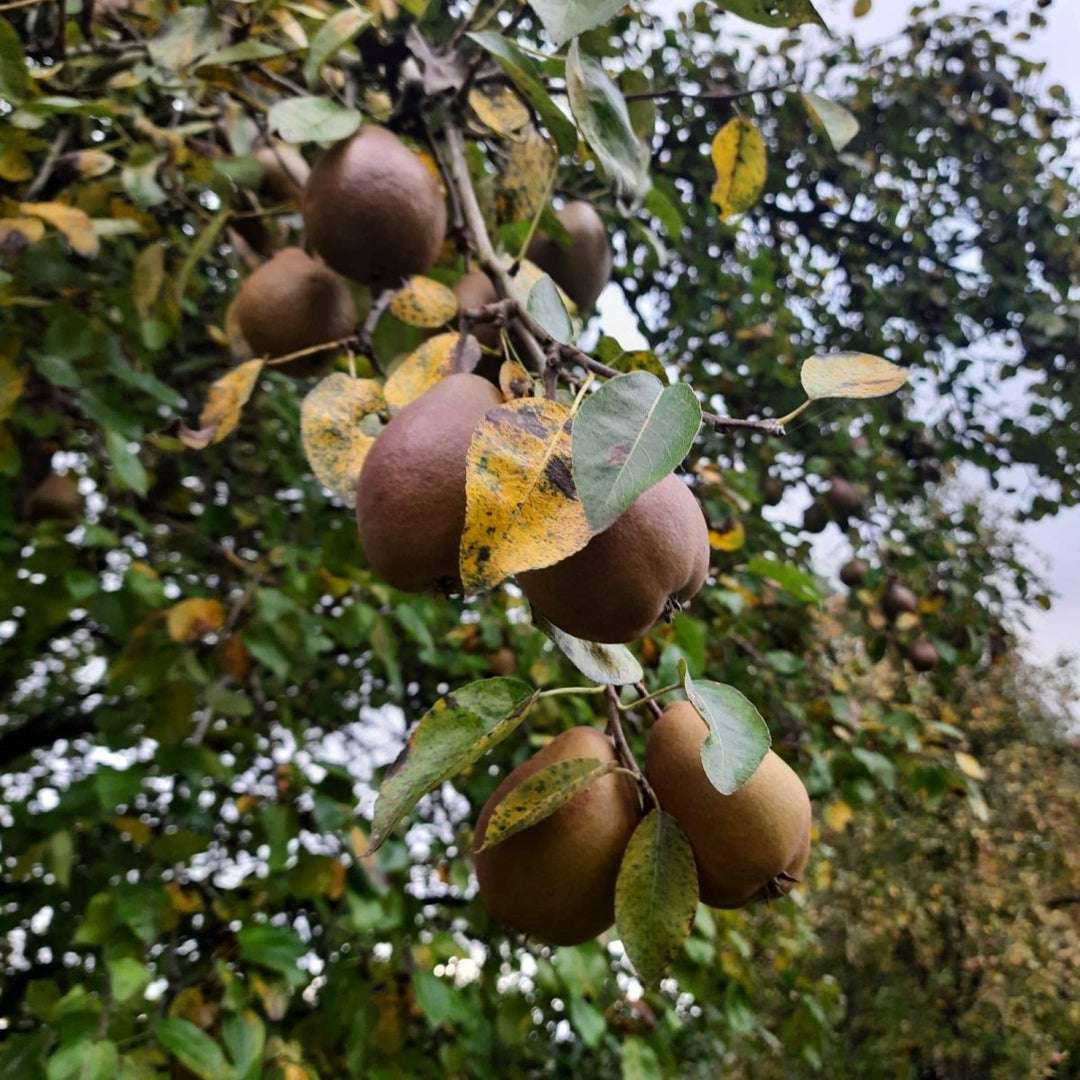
[533,613,644,685]
[499,359,534,400]
[305,8,374,87]
[104,428,149,496]
[65,149,116,179]
[0,17,29,105]
[222,1011,265,1080]
[566,41,649,204]
[467,33,577,155]
[0,217,45,244]
[527,0,627,46]
[459,398,592,591]
[526,274,574,343]
[300,374,385,507]
[237,925,306,987]
[267,97,361,144]
[388,276,458,329]
[799,90,859,151]
[853,0,871,15]
[955,750,986,781]
[469,85,531,137]
[494,127,559,224]
[369,678,536,850]
[197,42,286,69]
[823,799,853,832]
[709,520,746,552]
[679,661,771,795]
[614,810,698,988]
[718,0,827,28]
[167,599,225,642]
[181,359,264,448]
[572,371,702,533]
[710,117,767,222]
[384,333,480,411]
[108,957,151,1003]
[744,556,824,603]
[0,355,27,422]
[147,7,226,72]
[132,243,166,318]
[800,351,910,401]
[476,758,621,851]
[156,1019,233,1080]
[621,1037,664,1080]
[19,202,100,258]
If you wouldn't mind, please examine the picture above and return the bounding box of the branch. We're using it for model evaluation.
[0,710,93,772]
[605,686,656,808]
[701,412,786,437]
[623,80,794,103]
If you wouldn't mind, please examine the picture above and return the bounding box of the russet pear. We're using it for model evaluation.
[526,200,613,313]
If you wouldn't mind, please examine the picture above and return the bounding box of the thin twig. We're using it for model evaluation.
[702,412,786,437]
[0,0,50,11]
[263,335,359,367]
[622,81,793,103]
[606,686,656,807]
[634,682,664,722]
[357,289,394,370]
[22,128,71,203]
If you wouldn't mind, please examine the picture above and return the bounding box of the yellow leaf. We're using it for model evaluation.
[167,598,226,642]
[300,373,384,507]
[853,0,871,15]
[0,148,33,182]
[112,815,153,846]
[800,351,909,401]
[469,85,531,137]
[388,275,458,328]
[955,751,986,781]
[496,127,557,223]
[709,519,745,552]
[20,201,100,258]
[0,217,46,244]
[166,882,204,914]
[384,332,479,411]
[710,117,767,222]
[499,359,533,400]
[0,356,27,422]
[69,150,117,178]
[180,359,265,448]
[459,398,592,591]
[132,243,166,317]
[894,611,920,633]
[823,800,853,832]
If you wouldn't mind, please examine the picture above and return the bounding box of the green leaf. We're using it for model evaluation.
[718,0,827,29]
[108,957,151,1003]
[528,0,627,47]
[679,662,771,795]
[621,1037,663,1080]
[236,925,306,988]
[572,371,701,533]
[614,810,698,988]
[643,185,684,241]
[221,1011,265,1080]
[156,1020,233,1080]
[566,41,649,205]
[197,42,286,69]
[305,8,374,87]
[744,556,824,603]
[526,274,574,344]
[147,8,225,72]
[0,17,28,106]
[533,613,644,685]
[267,97,361,145]
[104,429,149,496]
[466,33,577,155]
[799,90,859,151]
[413,972,471,1027]
[369,678,537,850]
[569,996,607,1049]
[477,757,621,851]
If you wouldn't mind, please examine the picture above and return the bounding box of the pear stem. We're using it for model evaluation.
[619,682,680,712]
[606,686,657,809]
[536,686,607,700]
[775,399,813,427]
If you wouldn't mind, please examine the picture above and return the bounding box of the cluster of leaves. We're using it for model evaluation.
[1,0,1079,1077]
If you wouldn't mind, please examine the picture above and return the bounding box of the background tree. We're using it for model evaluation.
[1,0,1078,1077]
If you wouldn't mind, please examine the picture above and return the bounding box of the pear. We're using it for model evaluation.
[802,501,828,534]
[645,701,811,909]
[355,374,503,593]
[826,478,861,517]
[474,726,641,945]
[452,269,501,352]
[907,635,940,672]
[302,126,447,289]
[23,473,83,523]
[254,142,309,203]
[231,248,356,376]
[517,473,710,643]
[526,201,612,313]
[881,580,919,620]
[839,558,870,588]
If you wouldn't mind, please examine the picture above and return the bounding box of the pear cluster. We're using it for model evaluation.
[473,703,812,945]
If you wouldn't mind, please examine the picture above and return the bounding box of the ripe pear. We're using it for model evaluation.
[517,473,710,643]
[355,373,503,593]
[452,270,501,352]
[645,701,811,909]
[826,478,861,517]
[802,501,828,534]
[474,726,641,945]
[302,125,447,288]
[839,558,870,588]
[759,472,784,506]
[254,143,309,203]
[907,635,940,672]
[881,580,918,620]
[232,248,356,376]
[23,473,83,523]
[526,201,613,313]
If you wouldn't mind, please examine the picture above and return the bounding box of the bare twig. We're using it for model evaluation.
[635,682,664,721]
[263,335,360,368]
[606,686,656,808]
[702,412,786,437]
[22,128,71,203]
[357,289,394,370]
[623,81,793,103]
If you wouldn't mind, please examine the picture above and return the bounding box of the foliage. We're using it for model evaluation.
[1,0,1078,1077]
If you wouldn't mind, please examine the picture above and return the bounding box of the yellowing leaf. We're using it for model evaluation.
[853,0,871,15]
[166,882,204,914]
[459,398,592,592]
[69,150,117,178]
[0,356,27,422]
[799,91,860,152]
[955,751,986,781]
[495,127,557,223]
[0,148,32,182]
[824,800,853,832]
[112,815,153,846]
[709,519,746,552]
[388,275,458,328]
[180,359,265,448]
[0,217,46,244]
[800,351,909,401]
[300,373,384,507]
[384,332,480,411]
[710,118,766,222]
[469,85,531,137]
[167,598,226,642]
[20,201,100,258]
[499,359,533,400]
[132,243,166,318]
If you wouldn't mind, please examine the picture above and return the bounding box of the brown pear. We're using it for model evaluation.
[474,726,641,946]
[881,581,919,620]
[302,125,447,288]
[254,143,310,203]
[759,472,784,506]
[907,635,940,672]
[23,473,83,523]
[452,270,500,351]
[802,501,828,534]
[232,248,356,376]
[526,201,613,313]
[355,373,502,593]
[517,474,710,643]
[645,701,811,909]
[826,478,861,517]
[839,558,870,588]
